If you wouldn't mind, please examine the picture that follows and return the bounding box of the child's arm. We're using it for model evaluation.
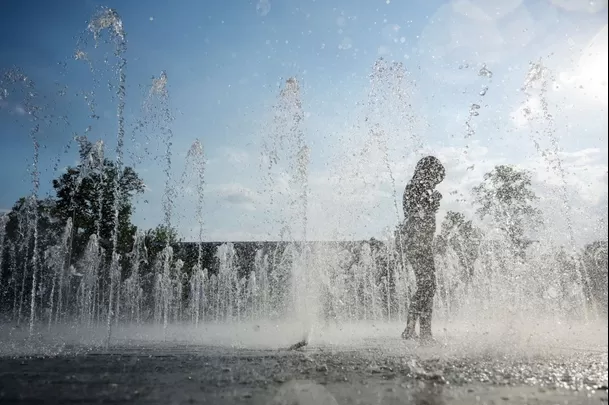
[403,183,417,216]
[430,190,442,213]
[404,184,441,216]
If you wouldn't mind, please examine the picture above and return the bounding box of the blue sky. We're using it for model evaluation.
[1,0,607,244]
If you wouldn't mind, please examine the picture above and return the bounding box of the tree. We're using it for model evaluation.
[435,211,482,284]
[581,240,608,317]
[3,197,60,249]
[0,196,59,313]
[472,165,542,256]
[144,225,181,260]
[0,138,146,321]
[51,139,145,263]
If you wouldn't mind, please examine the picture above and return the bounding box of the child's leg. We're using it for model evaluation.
[402,251,425,339]
[403,287,422,339]
[418,254,437,340]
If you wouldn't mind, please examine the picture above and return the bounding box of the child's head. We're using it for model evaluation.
[413,156,445,186]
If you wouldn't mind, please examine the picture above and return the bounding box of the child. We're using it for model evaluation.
[400,156,445,343]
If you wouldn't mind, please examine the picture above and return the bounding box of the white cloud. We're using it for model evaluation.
[559,24,608,106]
[211,183,258,211]
[506,25,608,146]
[0,99,27,116]
[548,0,608,13]
[338,37,353,50]
[418,0,535,65]
[223,147,250,165]
[451,0,524,21]
[381,23,401,43]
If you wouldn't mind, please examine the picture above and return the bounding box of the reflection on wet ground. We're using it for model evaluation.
[0,335,606,404]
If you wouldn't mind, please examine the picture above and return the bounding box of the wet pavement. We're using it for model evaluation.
[0,340,607,404]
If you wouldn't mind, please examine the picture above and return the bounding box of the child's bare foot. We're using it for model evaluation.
[401,329,418,340]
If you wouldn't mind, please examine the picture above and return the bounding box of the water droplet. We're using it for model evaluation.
[478,64,492,78]
[75,50,88,61]
[256,0,271,17]
[479,86,488,96]
[88,8,125,43]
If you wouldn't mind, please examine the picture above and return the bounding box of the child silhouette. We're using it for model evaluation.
[400,156,445,344]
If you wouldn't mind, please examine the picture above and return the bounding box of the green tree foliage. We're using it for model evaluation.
[435,211,482,284]
[0,196,60,309]
[144,224,181,263]
[0,139,147,317]
[472,165,542,256]
[581,240,608,317]
[3,197,59,249]
[50,139,145,261]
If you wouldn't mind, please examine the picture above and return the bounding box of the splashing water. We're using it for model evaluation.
[0,215,7,298]
[518,60,593,317]
[366,59,414,225]
[87,8,125,44]
[0,69,42,337]
[183,140,206,264]
[464,64,493,140]
[361,59,423,316]
[182,140,206,327]
[146,70,176,232]
[160,75,176,236]
[520,60,577,247]
[151,70,168,96]
[0,8,605,360]
[478,63,493,79]
[80,7,130,345]
[256,0,271,17]
[142,70,177,335]
[261,77,309,242]
[259,77,317,340]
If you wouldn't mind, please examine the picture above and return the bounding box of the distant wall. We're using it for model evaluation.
[171,240,381,279]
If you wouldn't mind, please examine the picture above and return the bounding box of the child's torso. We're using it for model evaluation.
[403,183,437,247]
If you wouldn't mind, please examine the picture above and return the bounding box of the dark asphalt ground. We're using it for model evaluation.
[0,339,607,405]
[0,320,607,404]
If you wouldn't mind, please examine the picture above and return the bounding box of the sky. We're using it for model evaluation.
[0,0,607,245]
